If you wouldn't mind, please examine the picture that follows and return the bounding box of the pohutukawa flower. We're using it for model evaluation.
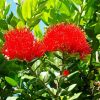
[43,23,91,59]
[62,70,70,77]
[2,28,36,61]
[33,41,46,58]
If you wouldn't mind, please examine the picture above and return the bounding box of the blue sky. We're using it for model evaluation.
[7,0,17,16]
[6,0,46,33]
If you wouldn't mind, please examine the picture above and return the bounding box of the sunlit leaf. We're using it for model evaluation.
[4,4,10,17]
[34,24,43,40]
[68,84,77,91]
[21,74,35,80]
[22,0,32,20]
[17,21,25,28]
[69,92,82,100]
[0,0,5,9]
[5,76,18,87]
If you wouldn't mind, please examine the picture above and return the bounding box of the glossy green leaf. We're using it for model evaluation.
[42,11,50,25]
[17,21,25,28]
[95,23,100,34]
[68,84,77,91]
[59,3,70,17]
[84,7,94,20]
[28,13,42,28]
[41,0,55,25]
[5,76,18,87]
[72,0,82,5]
[68,0,80,12]
[6,97,18,100]
[0,0,5,9]
[21,74,35,80]
[10,16,19,27]
[17,5,23,20]
[96,34,100,40]
[0,19,8,30]
[34,24,43,40]
[46,59,60,71]
[67,71,79,79]
[7,12,13,24]
[35,89,46,95]
[4,4,10,17]
[31,0,38,14]
[22,0,32,20]
[40,72,50,82]
[46,0,55,9]
[14,89,23,93]
[32,60,41,71]
[69,92,82,100]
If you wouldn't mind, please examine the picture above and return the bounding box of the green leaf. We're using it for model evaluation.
[6,97,18,100]
[14,89,23,93]
[59,3,71,17]
[31,0,38,14]
[5,76,18,87]
[17,5,23,20]
[69,92,82,100]
[21,74,35,80]
[35,89,46,95]
[40,72,50,82]
[96,34,100,40]
[84,7,94,20]
[49,70,56,79]
[93,62,100,67]
[54,53,63,60]
[0,32,4,41]
[67,71,79,79]
[17,21,25,28]
[10,16,19,27]
[18,0,22,4]
[0,0,5,9]
[95,23,100,34]
[42,11,50,25]
[68,84,77,91]
[41,0,55,25]
[72,0,82,5]
[29,13,42,28]
[31,59,41,72]
[7,12,13,24]
[33,24,43,40]
[4,4,10,17]
[0,38,3,47]
[46,59,60,71]
[46,0,55,9]
[0,19,8,30]
[22,0,32,21]
[34,0,46,15]
[92,38,99,53]
[68,0,80,12]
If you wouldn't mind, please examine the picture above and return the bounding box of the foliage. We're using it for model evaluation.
[0,0,100,100]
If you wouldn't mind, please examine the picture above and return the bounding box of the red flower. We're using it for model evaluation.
[43,23,91,58]
[2,28,36,61]
[33,41,46,58]
[62,70,70,76]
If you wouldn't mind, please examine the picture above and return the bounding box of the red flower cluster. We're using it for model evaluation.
[62,70,70,77]
[43,23,91,58]
[2,23,91,61]
[33,41,46,58]
[2,28,45,61]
